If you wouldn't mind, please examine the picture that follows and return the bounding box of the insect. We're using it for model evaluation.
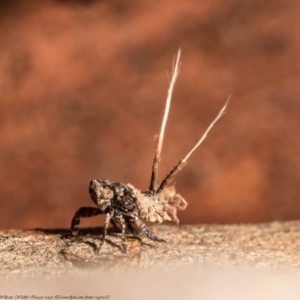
[70,49,229,253]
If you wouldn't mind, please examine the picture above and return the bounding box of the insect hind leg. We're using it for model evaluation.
[133,216,166,242]
[141,223,166,242]
[126,214,166,242]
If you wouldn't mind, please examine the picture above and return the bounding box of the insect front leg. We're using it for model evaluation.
[110,218,120,232]
[97,211,114,253]
[71,207,103,236]
[113,213,127,253]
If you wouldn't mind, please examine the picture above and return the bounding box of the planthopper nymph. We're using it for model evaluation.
[70,49,229,253]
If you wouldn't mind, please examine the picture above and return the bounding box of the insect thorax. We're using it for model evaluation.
[89,179,137,213]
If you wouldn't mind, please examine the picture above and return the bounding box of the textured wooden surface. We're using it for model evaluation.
[1,221,300,279]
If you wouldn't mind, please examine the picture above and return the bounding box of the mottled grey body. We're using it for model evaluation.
[70,50,227,253]
[71,179,187,252]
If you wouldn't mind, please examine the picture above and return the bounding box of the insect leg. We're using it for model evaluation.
[140,222,166,242]
[129,214,166,243]
[114,214,127,253]
[110,218,120,232]
[71,207,102,236]
[98,211,114,251]
[125,218,140,236]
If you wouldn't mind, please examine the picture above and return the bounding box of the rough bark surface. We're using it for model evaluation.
[1,221,300,279]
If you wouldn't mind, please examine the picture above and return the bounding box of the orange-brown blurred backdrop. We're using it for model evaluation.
[1,0,300,229]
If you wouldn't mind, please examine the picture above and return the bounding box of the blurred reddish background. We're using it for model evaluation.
[1,0,300,229]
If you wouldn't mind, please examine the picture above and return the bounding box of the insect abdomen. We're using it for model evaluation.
[127,184,187,224]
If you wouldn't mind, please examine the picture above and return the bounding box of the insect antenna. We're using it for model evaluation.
[82,182,89,189]
[149,48,181,192]
[156,96,231,193]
